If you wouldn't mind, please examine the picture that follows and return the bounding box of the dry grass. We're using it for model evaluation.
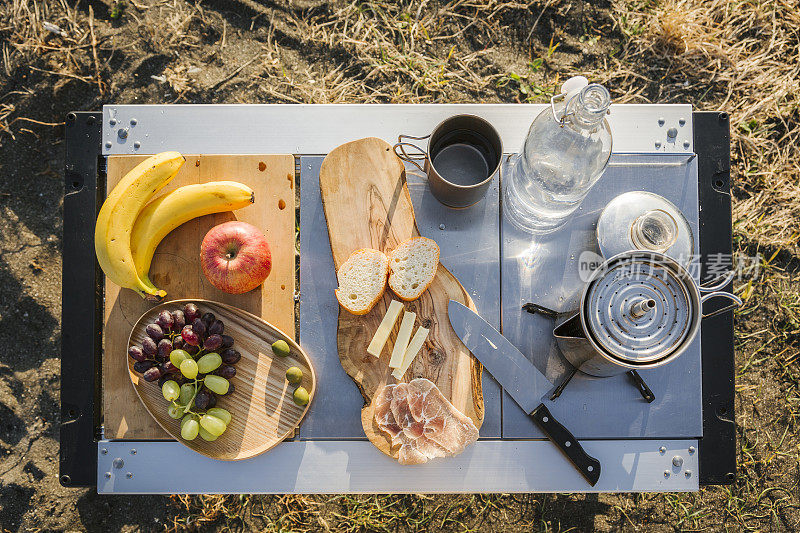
[1,0,800,530]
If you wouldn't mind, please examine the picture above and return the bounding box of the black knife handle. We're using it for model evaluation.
[530,404,601,486]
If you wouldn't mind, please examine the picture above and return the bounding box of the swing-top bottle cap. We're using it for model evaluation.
[560,76,589,98]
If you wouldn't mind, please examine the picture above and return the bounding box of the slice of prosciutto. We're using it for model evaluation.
[373,378,479,465]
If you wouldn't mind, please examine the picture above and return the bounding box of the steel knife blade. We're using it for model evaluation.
[448,300,601,486]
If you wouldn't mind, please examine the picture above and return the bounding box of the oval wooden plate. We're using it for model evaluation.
[127,299,315,461]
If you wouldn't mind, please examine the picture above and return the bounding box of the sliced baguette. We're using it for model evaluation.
[388,237,440,301]
[335,248,389,315]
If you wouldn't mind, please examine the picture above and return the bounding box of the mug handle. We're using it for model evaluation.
[393,134,430,173]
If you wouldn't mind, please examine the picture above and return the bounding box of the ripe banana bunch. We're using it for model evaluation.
[94,152,255,299]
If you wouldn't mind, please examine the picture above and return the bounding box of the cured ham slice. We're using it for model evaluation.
[374,384,402,444]
[373,378,479,465]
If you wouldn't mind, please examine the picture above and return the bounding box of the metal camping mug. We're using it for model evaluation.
[393,114,503,208]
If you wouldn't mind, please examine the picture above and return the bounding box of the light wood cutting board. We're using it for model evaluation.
[103,154,295,439]
[319,137,484,459]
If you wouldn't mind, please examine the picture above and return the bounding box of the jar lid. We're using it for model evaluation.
[597,192,694,267]
[582,252,694,363]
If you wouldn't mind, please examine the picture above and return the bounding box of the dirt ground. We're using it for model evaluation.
[1,0,799,531]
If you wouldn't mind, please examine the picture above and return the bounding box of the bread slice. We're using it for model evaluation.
[388,237,440,301]
[335,248,389,315]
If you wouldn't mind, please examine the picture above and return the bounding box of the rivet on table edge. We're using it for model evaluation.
[688,446,696,454]
[683,140,691,148]
[659,446,666,454]
[109,118,117,126]
[672,455,684,468]
[439,224,445,230]
[126,472,133,479]
[679,117,686,126]
[118,128,129,139]
[654,141,662,148]
[105,142,112,149]
[667,127,678,138]
[112,458,124,469]
[685,470,692,478]
[130,118,138,126]
[663,470,670,478]
[104,472,111,479]
[101,448,108,455]
[134,141,141,150]
[658,117,665,126]
[130,449,137,455]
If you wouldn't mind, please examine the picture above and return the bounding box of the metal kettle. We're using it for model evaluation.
[539,251,741,378]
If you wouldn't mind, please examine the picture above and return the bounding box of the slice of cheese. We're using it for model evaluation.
[388,310,416,368]
[367,300,404,357]
[392,326,429,380]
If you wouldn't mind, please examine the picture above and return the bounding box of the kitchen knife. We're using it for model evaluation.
[448,300,601,486]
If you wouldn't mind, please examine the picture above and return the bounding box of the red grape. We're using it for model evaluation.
[204,334,223,351]
[192,318,206,339]
[146,323,164,342]
[157,374,170,387]
[206,392,217,408]
[157,339,172,361]
[194,390,211,410]
[181,325,200,346]
[171,310,185,333]
[128,345,145,362]
[133,360,155,373]
[223,382,235,396]
[156,310,174,331]
[184,303,200,323]
[143,367,162,382]
[172,335,185,350]
[208,320,224,336]
[161,361,180,374]
[201,312,215,328]
[142,337,157,356]
[220,335,234,349]
[221,349,241,365]
[217,365,236,379]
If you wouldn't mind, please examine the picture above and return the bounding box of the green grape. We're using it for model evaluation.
[198,426,217,442]
[204,375,229,395]
[200,414,227,437]
[206,407,231,425]
[169,349,190,367]
[181,413,195,429]
[272,339,290,357]
[180,358,199,379]
[167,403,183,419]
[178,383,195,406]
[197,352,222,374]
[181,419,199,440]
[162,380,180,402]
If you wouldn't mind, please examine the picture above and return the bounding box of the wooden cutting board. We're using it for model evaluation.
[102,154,295,439]
[319,137,484,459]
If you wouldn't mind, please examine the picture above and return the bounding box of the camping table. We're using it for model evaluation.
[60,105,735,493]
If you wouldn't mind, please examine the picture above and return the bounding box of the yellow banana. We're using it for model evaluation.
[94,151,185,299]
[130,181,255,288]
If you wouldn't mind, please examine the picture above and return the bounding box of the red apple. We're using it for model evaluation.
[200,221,272,294]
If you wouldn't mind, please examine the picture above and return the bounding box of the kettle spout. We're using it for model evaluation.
[553,312,587,339]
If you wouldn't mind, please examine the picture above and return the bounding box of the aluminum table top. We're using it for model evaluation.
[96,103,702,493]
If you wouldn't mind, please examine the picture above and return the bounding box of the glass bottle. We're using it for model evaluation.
[505,77,613,233]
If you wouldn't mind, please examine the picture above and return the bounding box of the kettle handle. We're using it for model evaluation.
[700,291,742,319]
[699,269,736,293]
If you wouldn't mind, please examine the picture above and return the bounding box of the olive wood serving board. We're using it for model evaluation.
[319,137,484,459]
[128,300,315,460]
[103,154,295,439]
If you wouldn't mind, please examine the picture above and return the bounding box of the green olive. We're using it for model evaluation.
[272,339,290,357]
[285,366,303,385]
[293,386,310,406]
